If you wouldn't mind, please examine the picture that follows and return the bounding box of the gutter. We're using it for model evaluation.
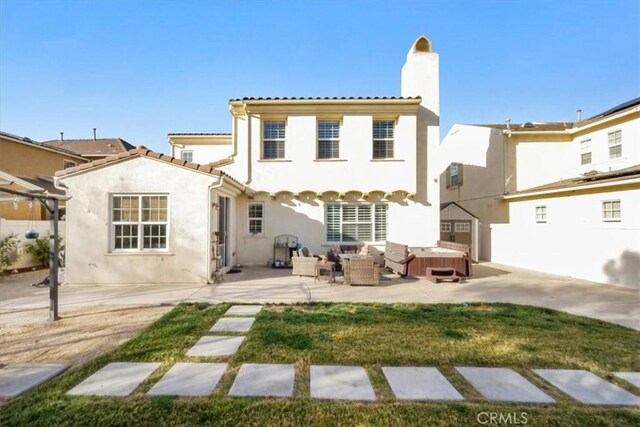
[503,176,640,200]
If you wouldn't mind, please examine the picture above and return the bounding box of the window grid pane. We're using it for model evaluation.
[372,120,394,159]
[248,203,264,234]
[536,206,547,222]
[602,200,621,221]
[608,130,622,159]
[181,151,193,163]
[263,121,286,159]
[112,195,168,251]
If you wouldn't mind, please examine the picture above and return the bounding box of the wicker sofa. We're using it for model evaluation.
[344,258,379,286]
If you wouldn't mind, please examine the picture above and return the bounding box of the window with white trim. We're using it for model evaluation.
[580,139,592,165]
[602,200,621,222]
[317,120,340,159]
[440,222,451,232]
[608,130,622,159]
[326,203,388,242]
[63,159,77,169]
[181,151,193,163]
[535,206,547,223]
[454,222,470,232]
[372,120,394,159]
[450,163,460,187]
[263,120,286,159]
[247,202,264,235]
[111,195,168,251]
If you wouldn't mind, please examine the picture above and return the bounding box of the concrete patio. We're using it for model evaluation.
[1,262,638,330]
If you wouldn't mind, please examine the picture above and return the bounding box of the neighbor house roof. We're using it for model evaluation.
[43,138,135,157]
[1,130,87,160]
[504,164,640,199]
[167,133,232,136]
[440,201,479,218]
[470,97,640,134]
[55,146,244,188]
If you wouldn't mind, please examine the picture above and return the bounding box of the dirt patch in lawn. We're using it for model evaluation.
[0,305,171,367]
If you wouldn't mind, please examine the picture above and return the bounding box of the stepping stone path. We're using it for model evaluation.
[229,363,295,397]
[456,367,555,404]
[0,364,68,398]
[187,336,246,357]
[311,365,376,401]
[68,362,160,396]
[534,369,640,406]
[210,317,256,333]
[225,305,263,316]
[382,367,463,401]
[147,363,227,396]
[614,372,640,388]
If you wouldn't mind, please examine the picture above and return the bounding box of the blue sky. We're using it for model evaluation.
[1,0,638,152]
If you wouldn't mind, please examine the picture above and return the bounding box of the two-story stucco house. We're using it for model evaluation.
[440,98,640,289]
[56,36,441,285]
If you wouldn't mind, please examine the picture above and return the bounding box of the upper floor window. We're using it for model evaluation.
[372,120,394,159]
[181,151,193,163]
[247,202,264,235]
[608,130,622,159]
[111,195,168,251]
[602,200,621,222]
[63,159,77,169]
[317,120,340,159]
[326,203,388,243]
[447,163,463,188]
[580,139,592,165]
[535,205,547,223]
[263,120,286,159]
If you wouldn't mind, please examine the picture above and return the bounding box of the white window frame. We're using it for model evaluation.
[262,120,286,159]
[608,130,622,159]
[247,202,264,235]
[580,139,592,165]
[325,203,388,243]
[63,159,77,169]
[372,120,395,159]
[110,194,170,252]
[454,222,470,232]
[317,120,340,159]
[535,205,547,223]
[181,150,194,163]
[602,200,621,222]
[440,222,451,233]
[450,163,460,187]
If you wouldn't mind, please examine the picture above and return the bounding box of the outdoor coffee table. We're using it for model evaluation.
[315,262,336,285]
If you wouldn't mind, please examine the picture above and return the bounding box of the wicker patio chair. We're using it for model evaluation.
[344,258,379,286]
[291,250,318,277]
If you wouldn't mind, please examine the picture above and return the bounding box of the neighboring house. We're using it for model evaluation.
[440,98,640,288]
[43,136,135,160]
[0,131,87,220]
[56,35,442,284]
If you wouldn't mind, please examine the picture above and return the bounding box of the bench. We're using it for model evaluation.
[384,241,415,276]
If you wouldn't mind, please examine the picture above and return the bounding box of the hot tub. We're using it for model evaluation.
[406,246,472,277]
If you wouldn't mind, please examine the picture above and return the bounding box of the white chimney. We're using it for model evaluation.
[401,35,439,115]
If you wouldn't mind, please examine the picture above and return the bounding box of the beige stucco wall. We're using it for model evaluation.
[0,136,86,177]
[491,186,640,288]
[59,156,226,284]
[439,125,510,224]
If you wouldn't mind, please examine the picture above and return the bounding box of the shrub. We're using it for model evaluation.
[26,234,64,267]
[0,233,20,278]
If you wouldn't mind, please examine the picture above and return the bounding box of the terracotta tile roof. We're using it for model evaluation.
[42,138,136,156]
[167,133,231,136]
[507,164,640,196]
[230,96,421,101]
[55,146,244,188]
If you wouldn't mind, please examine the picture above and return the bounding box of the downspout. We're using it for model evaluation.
[207,177,226,283]
[245,104,253,186]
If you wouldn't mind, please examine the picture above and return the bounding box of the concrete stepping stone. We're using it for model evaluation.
[0,364,69,398]
[229,363,295,397]
[534,369,640,406]
[147,363,227,396]
[614,372,640,388]
[68,362,160,396]
[210,317,255,333]
[311,365,376,401]
[186,336,245,357]
[382,367,464,400]
[225,305,263,316]
[456,367,555,403]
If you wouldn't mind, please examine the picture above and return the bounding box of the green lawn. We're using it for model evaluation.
[1,303,639,426]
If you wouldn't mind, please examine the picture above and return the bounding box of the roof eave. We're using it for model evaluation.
[503,176,640,200]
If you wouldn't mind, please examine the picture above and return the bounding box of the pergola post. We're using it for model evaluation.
[48,198,59,321]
